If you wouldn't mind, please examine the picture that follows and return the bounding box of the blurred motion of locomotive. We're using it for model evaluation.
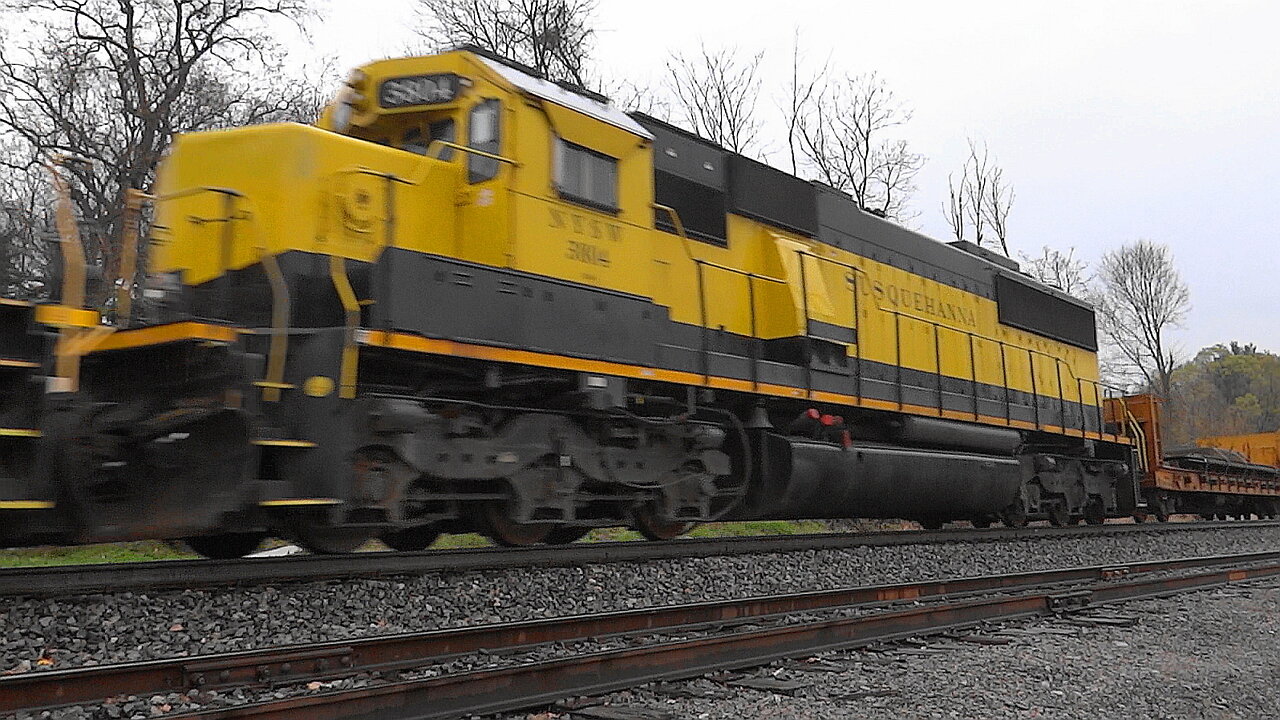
[1,47,1277,557]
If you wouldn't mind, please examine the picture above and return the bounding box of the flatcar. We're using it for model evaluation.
[0,47,1265,557]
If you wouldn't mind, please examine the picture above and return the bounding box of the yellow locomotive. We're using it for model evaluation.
[0,48,1141,555]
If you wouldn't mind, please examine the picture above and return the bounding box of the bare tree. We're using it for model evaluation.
[982,163,1014,254]
[1020,246,1089,296]
[944,138,1014,255]
[665,44,763,155]
[963,141,990,248]
[778,33,827,175]
[595,74,668,117]
[945,171,967,242]
[790,72,924,221]
[1094,239,1190,396]
[416,0,596,85]
[0,0,318,306]
[0,163,56,299]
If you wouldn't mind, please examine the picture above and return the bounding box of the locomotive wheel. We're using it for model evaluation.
[545,526,592,545]
[1083,498,1106,526]
[918,519,945,531]
[632,505,695,541]
[295,524,372,554]
[184,533,266,559]
[1046,501,1070,527]
[1001,498,1029,528]
[1153,503,1170,522]
[971,517,993,529]
[381,525,441,552]
[479,502,551,547]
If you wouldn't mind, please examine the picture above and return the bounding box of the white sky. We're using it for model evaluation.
[305,0,1280,357]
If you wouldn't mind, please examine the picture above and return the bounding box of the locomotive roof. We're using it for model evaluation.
[471,54,652,141]
[630,112,1090,311]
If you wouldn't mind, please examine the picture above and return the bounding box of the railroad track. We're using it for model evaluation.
[4,549,1279,719]
[3,519,1280,598]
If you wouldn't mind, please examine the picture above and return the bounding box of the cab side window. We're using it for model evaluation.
[468,99,500,183]
[554,138,618,212]
[403,119,456,160]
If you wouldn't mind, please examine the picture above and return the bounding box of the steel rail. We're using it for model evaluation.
[3,519,1279,599]
[182,554,1280,720]
[4,549,1279,716]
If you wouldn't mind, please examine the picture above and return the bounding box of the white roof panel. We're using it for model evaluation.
[476,56,652,140]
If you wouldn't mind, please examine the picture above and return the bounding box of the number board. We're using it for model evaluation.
[378,73,462,109]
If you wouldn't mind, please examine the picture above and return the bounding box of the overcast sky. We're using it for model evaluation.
[307,0,1280,357]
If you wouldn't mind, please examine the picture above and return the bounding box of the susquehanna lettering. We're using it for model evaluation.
[871,280,978,328]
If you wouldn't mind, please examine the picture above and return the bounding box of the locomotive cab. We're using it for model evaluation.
[53,49,704,554]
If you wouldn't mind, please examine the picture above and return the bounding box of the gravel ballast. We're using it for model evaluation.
[3,525,1280,676]
[542,578,1280,720]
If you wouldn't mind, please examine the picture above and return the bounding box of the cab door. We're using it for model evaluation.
[456,97,511,268]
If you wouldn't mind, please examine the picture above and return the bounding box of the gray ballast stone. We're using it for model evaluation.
[3,526,1280,674]
[555,578,1280,720]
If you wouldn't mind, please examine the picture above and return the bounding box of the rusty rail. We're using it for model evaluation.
[4,519,1280,599]
[4,550,1280,716]
[190,554,1280,720]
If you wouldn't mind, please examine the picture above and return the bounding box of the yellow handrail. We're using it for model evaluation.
[259,251,291,402]
[146,186,293,404]
[45,158,86,311]
[44,156,104,392]
[329,255,360,400]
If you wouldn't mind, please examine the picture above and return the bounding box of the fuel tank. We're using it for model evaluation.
[886,415,1022,455]
[732,432,1021,522]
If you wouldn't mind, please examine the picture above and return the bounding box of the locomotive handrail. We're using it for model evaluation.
[653,205,1126,444]
[45,156,88,312]
[397,139,519,187]
[692,261,788,389]
[1125,405,1150,472]
[424,139,520,167]
[146,185,250,319]
[259,251,292,402]
[855,286,1123,441]
[330,255,360,400]
[793,248,863,397]
[143,186,294,403]
[651,203,700,266]
[44,156,95,392]
[651,202,788,389]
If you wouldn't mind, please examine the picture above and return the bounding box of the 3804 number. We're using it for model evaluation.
[566,240,611,267]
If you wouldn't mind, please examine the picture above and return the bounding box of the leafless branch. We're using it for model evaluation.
[665,44,763,155]
[1019,246,1090,296]
[963,140,990,247]
[791,72,923,222]
[945,137,1015,255]
[982,164,1014,255]
[415,0,596,86]
[945,171,966,242]
[778,32,827,175]
[0,0,318,307]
